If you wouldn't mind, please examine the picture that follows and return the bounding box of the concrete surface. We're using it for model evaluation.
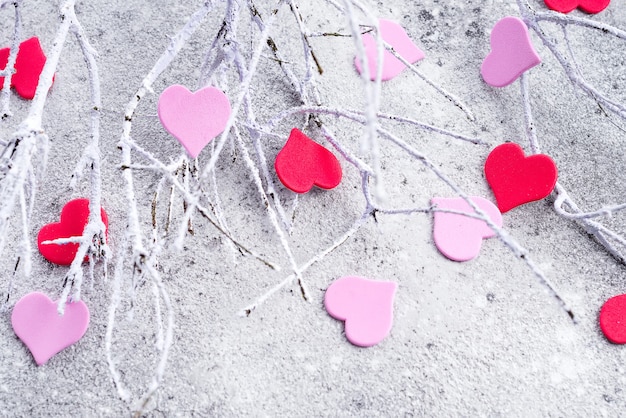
[0,0,625,416]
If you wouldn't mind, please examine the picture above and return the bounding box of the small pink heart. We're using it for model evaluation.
[11,292,89,365]
[324,276,397,347]
[481,16,541,87]
[157,84,232,158]
[354,19,425,81]
[432,196,503,262]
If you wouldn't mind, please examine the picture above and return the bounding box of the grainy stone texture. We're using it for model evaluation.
[0,0,625,416]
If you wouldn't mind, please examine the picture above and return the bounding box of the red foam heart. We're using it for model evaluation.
[544,0,610,14]
[0,37,51,100]
[274,128,342,194]
[37,199,108,266]
[484,143,558,213]
[600,294,626,344]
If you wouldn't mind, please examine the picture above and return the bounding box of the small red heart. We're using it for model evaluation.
[0,37,52,100]
[274,128,342,194]
[600,294,626,344]
[37,199,108,266]
[484,143,558,213]
[544,0,610,14]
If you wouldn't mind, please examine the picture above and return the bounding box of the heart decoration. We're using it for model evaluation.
[354,19,425,81]
[481,16,541,88]
[274,128,342,193]
[484,143,558,213]
[11,292,90,365]
[37,199,109,266]
[432,196,503,262]
[599,294,626,344]
[324,276,397,347]
[544,0,610,14]
[158,84,232,159]
[0,37,51,100]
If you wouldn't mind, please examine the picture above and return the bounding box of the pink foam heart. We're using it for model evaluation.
[157,84,231,158]
[11,292,89,365]
[481,16,541,87]
[324,276,397,347]
[354,19,425,81]
[432,196,503,262]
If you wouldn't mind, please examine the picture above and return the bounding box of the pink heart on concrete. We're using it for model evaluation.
[481,16,541,87]
[11,292,89,365]
[324,276,397,347]
[157,84,231,158]
[354,19,425,81]
[431,196,503,262]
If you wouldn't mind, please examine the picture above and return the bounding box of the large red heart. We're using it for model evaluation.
[544,0,610,14]
[274,128,342,194]
[37,199,108,265]
[599,294,626,344]
[484,143,558,213]
[0,37,51,100]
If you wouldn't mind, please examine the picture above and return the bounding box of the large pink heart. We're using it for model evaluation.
[354,19,425,81]
[324,276,396,347]
[432,196,503,262]
[11,292,89,365]
[157,85,231,158]
[481,17,541,87]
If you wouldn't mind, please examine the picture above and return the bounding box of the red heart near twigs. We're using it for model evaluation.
[37,199,108,266]
[600,294,626,344]
[274,128,342,194]
[484,143,558,213]
[544,0,610,14]
[0,37,52,100]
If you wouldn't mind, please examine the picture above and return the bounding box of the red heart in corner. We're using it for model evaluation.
[37,199,108,266]
[600,294,626,344]
[484,143,558,213]
[274,128,342,194]
[0,37,52,100]
[544,0,610,14]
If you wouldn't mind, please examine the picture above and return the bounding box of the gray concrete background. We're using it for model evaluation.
[0,0,626,416]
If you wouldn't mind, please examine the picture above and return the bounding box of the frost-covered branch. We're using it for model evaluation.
[0,0,77,308]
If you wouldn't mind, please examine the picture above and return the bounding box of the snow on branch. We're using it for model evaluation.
[108,2,592,411]
[0,0,108,313]
[516,0,626,263]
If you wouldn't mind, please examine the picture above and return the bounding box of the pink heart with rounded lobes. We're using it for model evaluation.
[354,19,425,81]
[432,196,503,262]
[324,276,397,347]
[158,85,232,159]
[481,16,541,87]
[11,292,89,365]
